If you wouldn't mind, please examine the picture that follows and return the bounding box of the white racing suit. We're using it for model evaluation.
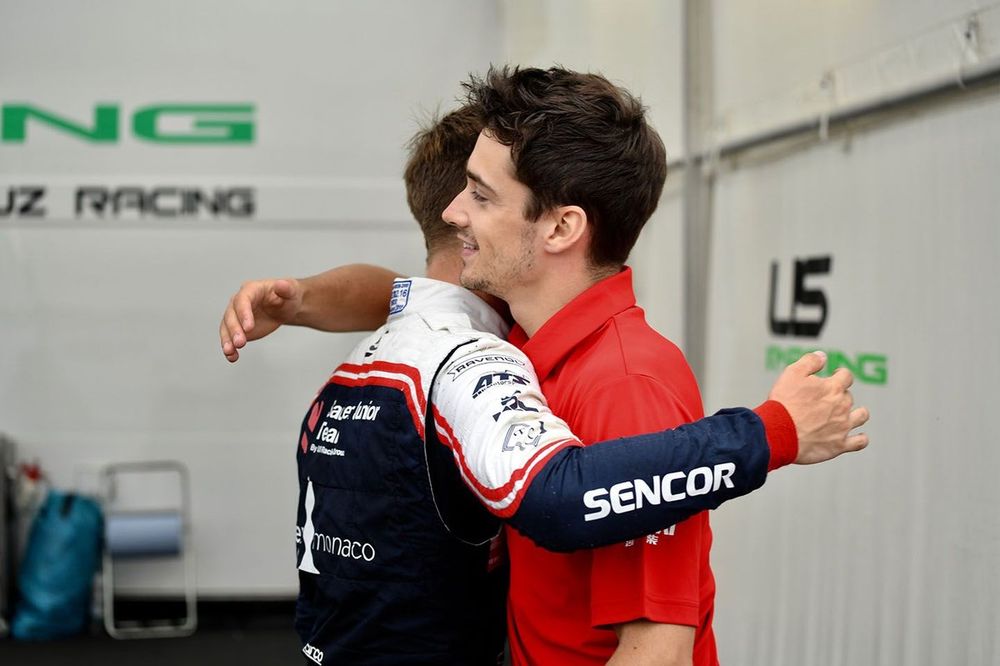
[294,278,779,665]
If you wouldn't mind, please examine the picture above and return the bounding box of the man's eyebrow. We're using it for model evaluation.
[466,169,498,198]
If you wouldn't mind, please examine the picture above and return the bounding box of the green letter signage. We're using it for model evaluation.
[132,104,254,144]
[2,103,118,142]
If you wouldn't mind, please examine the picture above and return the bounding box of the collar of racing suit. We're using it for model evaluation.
[388,277,511,339]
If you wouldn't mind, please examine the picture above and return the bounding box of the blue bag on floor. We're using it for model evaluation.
[12,490,103,640]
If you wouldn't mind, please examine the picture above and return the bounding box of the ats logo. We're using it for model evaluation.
[472,371,530,399]
[767,255,888,386]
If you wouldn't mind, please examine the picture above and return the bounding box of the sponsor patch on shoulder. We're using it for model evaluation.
[446,353,526,378]
[389,280,412,315]
[501,421,547,452]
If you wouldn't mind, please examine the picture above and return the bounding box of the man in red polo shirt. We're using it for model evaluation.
[499,269,714,665]
[437,66,730,665]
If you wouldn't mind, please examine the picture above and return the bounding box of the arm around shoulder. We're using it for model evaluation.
[607,620,694,666]
[295,264,402,332]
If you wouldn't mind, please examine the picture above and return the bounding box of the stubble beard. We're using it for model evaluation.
[459,247,534,301]
[459,267,501,298]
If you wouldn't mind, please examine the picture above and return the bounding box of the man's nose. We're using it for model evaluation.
[442,193,466,228]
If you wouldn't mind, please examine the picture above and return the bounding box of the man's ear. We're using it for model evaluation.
[543,205,589,255]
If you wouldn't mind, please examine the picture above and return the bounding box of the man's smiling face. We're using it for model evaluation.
[442,131,544,300]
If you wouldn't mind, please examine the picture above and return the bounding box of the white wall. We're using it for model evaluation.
[1,0,689,599]
[502,0,687,344]
[1,0,500,180]
[704,85,1000,666]
[711,0,998,143]
[699,4,1000,663]
[6,14,995,666]
[0,0,500,596]
[502,0,684,159]
[629,177,685,342]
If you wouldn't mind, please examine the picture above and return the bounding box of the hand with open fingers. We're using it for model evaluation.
[767,351,871,465]
[219,278,303,363]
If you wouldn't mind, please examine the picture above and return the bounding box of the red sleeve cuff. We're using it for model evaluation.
[753,400,798,471]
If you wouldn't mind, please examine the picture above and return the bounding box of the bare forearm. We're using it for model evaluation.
[294,264,401,332]
[608,621,693,666]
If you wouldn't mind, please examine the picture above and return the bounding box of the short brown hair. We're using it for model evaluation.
[464,65,667,267]
[403,106,482,257]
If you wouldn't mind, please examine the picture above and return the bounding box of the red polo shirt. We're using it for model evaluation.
[505,267,719,666]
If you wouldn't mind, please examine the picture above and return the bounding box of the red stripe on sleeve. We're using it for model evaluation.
[754,400,798,471]
[329,361,427,440]
[431,405,579,511]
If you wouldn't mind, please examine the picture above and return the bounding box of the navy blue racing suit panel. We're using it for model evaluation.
[292,277,780,661]
[506,407,770,552]
[293,278,513,664]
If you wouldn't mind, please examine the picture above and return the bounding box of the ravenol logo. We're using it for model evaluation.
[1,103,254,144]
[389,280,411,315]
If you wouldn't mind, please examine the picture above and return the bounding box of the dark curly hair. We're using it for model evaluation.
[463,65,667,268]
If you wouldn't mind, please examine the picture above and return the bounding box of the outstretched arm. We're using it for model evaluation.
[507,404,783,551]
[431,343,868,552]
[219,264,400,362]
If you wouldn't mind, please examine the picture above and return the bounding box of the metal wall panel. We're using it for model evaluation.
[704,95,1000,665]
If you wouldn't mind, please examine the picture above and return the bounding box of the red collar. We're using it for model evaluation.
[508,267,636,381]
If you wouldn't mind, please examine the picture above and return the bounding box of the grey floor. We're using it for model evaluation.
[0,627,301,665]
[0,601,302,666]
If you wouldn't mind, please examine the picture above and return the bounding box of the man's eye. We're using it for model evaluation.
[470,189,488,203]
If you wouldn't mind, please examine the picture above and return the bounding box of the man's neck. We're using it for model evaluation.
[424,248,464,286]
[425,248,511,323]
[506,260,618,338]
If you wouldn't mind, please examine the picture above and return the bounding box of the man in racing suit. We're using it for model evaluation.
[293,275,805,664]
